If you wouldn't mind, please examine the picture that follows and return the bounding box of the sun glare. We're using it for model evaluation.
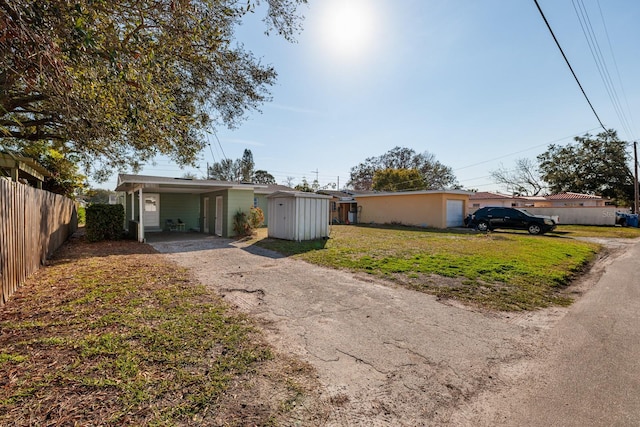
[318,0,377,60]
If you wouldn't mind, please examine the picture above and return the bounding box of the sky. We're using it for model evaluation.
[96,0,640,193]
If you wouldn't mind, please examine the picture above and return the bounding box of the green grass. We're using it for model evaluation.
[551,224,640,238]
[0,240,315,425]
[254,225,601,311]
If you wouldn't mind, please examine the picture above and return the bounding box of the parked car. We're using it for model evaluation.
[469,207,557,235]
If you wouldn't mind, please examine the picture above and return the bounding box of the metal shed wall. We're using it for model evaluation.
[267,192,330,241]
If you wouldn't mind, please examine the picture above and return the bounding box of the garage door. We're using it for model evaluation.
[446,200,464,227]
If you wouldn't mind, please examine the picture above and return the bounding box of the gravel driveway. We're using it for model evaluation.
[149,234,567,425]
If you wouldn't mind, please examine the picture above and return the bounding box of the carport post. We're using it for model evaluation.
[138,188,145,243]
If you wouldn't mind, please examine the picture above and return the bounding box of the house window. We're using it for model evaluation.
[473,203,480,208]
[331,202,337,211]
[253,197,258,208]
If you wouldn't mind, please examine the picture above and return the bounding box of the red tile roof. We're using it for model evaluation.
[544,192,602,200]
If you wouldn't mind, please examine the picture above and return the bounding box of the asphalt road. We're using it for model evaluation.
[150,234,640,426]
[460,238,640,426]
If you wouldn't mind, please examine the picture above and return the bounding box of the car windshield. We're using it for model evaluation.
[514,208,534,217]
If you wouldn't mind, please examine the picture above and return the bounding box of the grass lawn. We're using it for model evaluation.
[252,225,614,311]
[0,237,319,426]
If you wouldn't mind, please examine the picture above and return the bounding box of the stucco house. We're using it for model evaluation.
[535,192,610,207]
[115,174,289,242]
[355,190,472,228]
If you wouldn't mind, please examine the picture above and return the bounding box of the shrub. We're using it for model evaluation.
[77,206,86,225]
[85,204,124,242]
[233,210,252,237]
[248,206,264,229]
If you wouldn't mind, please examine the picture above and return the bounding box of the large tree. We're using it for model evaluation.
[490,158,546,196]
[537,130,634,204]
[372,168,425,192]
[1,0,306,181]
[253,169,276,185]
[348,146,457,191]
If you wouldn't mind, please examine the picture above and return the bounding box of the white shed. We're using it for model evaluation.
[267,191,331,241]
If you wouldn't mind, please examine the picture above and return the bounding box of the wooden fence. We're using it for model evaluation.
[0,179,77,306]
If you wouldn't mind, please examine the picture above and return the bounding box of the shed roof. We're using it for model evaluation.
[267,190,331,199]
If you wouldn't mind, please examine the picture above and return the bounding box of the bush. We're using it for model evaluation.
[233,210,251,237]
[85,204,124,242]
[77,206,86,225]
[248,207,264,229]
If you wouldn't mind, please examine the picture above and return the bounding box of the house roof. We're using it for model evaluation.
[115,174,267,194]
[355,189,472,198]
[254,184,294,194]
[0,152,51,183]
[469,191,519,200]
[544,192,604,200]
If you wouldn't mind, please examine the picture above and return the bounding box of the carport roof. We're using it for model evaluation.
[115,174,266,194]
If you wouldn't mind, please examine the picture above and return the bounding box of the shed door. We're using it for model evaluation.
[273,198,289,239]
[446,199,464,227]
[143,193,160,227]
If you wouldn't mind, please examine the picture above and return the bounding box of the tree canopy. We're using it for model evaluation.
[537,130,634,204]
[1,0,306,182]
[372,168,425,192]
[348,146,458,191]
[207,148,275,183]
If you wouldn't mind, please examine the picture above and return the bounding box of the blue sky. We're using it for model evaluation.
[98,0,640,192]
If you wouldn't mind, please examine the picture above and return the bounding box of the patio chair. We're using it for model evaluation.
[165,219,177,231]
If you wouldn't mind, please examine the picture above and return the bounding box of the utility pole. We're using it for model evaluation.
[634,141,639,214]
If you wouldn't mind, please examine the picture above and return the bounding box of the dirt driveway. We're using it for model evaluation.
[149,235,628,426]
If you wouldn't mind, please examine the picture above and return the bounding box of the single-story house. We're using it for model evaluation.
[535,192,610,207]
[355,190,472,228]
[115,174,277,242]
[317,190,370,224]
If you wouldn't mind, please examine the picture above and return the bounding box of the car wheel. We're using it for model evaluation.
[528,224,542,235]
[476,220,490,232]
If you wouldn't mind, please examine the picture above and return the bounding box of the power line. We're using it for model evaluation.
[532,0,607,132]
[596,0,637,140]
[453,127,600,172]
[571,0,633,139]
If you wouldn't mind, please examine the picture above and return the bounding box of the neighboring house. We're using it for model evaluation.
[467,191,617,225]
[534,192,610,207]
[0,152,51,189]
[317,190,366,224]
[468,191,610,212]
[355,190,472,228]
[115,174,270,241]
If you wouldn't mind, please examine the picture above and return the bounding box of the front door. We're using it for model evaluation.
[143,193,160,228]
[215,196,223,236]
[203,197,209,233]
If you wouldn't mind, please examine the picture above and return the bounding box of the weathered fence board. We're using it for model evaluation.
[0,179,77,305]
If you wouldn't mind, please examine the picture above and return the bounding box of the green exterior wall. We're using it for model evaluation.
[158,193,200,231]
[200,188,254,237]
